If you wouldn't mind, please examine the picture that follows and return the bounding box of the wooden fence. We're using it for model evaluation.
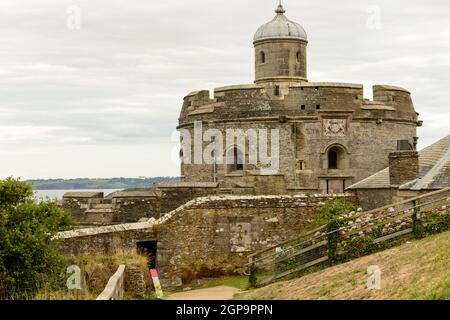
[247,188,450,287]
[96,265,126,300]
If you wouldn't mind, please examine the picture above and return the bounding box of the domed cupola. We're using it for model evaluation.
[253,4,308,84]
[254,4,308,43]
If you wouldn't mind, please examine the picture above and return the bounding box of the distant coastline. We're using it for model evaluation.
[26,177,180,190]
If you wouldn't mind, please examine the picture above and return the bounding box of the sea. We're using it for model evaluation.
[34,189,123,200]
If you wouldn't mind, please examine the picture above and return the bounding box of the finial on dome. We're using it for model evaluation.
[275,2,286,14]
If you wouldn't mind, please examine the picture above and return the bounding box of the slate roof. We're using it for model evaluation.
[347,135,450,190]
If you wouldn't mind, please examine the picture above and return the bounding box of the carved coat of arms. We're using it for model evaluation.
[230,223,252,253]
[324,119,346,137]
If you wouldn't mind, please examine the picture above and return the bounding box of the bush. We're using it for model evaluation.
[248,264,258,288]
[311,198,356,230]
[423,211,450,235]
[0,178,73,299]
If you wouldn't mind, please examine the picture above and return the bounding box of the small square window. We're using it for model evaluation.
[301,105,306,110]
[297,160,305,171]
[316,105,321,110]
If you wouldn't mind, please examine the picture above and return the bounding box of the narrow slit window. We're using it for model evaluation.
[275,85,280,96]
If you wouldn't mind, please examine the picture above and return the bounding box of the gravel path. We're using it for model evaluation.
[166,286,240,300]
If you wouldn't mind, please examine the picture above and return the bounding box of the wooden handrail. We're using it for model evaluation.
[96,265,126,300]
[248,188,450,265]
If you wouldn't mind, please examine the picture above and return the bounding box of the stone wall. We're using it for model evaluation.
[156,194,355,285]
[57,193,356,288]
[178,83,418,195]
[254,39,308,83]
[62,192,105,223]
[389,151,419,186]
[125,266,146,298]
[62,185,220,227]
[353,188,394,211]
[56,221,157,255]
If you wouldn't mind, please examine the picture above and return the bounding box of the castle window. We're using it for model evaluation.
[297,160,305,171]
[296,51,301,63]
[328,150,338,169]
[316,105,321,109]
[260,51,266,64]
[327,146,345,170]
[227,146,244,172]
[301,105,306,110]
[275,85,280,96]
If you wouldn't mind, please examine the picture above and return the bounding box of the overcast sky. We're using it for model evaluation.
[0,0,449,179]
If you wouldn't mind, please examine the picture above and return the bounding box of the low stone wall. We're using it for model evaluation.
[57,193,356,288]
[156,194,355,285]
[354,189,393,210]
[125,266,146,298]
[56,221,157,255]
[61,184,220,227]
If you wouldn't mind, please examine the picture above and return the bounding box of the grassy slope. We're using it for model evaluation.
[236,231,450,300]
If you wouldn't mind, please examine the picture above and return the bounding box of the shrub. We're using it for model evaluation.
[311,198,356,230]
[0,178,73,299]
[248,264,258,288]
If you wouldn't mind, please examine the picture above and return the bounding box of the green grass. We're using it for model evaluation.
[195,276,250,290]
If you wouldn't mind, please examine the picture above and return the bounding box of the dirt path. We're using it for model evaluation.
[166,286,240,300]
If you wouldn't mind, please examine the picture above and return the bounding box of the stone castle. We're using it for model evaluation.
[179,4,421,195]
[58,4,449,287]
[63,4,425,226]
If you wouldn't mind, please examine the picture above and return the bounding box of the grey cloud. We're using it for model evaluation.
[0,0,449,178]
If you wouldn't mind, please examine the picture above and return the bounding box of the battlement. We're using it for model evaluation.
[180,81,417,124]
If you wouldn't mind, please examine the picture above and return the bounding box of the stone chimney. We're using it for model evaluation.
[389,151,419,186]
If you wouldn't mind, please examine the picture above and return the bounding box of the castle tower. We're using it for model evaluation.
[253,4,308,84]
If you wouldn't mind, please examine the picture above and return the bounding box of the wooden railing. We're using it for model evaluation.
[248,188,450,287]
[96,265,126,300]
